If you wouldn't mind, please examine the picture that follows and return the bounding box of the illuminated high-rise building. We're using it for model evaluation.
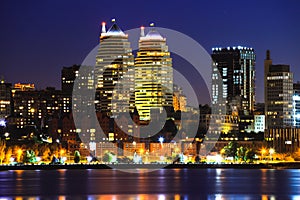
[135,25,173,121]
[292,82,300,128]
[13,87,63,129]
[0,79,12,119]
[265,50,293,129]
[211,46,256,116]
[95,20,135,115]
[61,65,94,114]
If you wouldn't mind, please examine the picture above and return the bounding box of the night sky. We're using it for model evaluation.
[1,0,300,104]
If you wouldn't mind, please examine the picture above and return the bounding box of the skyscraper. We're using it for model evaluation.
[135,25,173,121]
[61,65,80,95]
[265,50,293,129]
[211,46,256,116]
[95,20,135,115]
[292,82,300,128]
[61,65,94,114]
[0,79,12,119]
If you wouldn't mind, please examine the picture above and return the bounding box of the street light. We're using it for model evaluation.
[0,119,6,127]
[269,148,275,161]
[158,137,165,161]
[261,148,267,161]
[158,136,164,144]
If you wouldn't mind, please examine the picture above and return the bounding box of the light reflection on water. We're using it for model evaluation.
[1,194,300,200]
[0,169,300,199]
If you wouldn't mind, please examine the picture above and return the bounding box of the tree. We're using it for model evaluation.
[0,139,6,164]
[245,148,255,162]
[221,141,238,159]
[5,147,13,164]
[42,146,51,161]
[23,150,37,164]
[102,152,110,163]
[74,150,81,163]
[32,144,40,159]
[236,146,246,161]
[14,146,23,163]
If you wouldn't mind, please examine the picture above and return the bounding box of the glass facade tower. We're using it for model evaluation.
[265,64,293,128]
[95,22,135,115]
[211,46,256,116]
[293,82,300,128]
[135,26,173,121]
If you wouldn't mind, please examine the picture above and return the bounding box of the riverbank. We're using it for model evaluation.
[0,162,300,171]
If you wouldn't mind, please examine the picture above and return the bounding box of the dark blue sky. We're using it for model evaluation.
[1,0,300,103]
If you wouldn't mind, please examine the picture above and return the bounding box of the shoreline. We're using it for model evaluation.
[0,162,300,171]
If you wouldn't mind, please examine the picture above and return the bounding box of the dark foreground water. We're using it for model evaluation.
[0,168,300,199]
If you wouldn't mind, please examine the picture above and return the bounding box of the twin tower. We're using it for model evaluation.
[94,20,173,121]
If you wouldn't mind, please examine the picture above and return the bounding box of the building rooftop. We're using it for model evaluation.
[101,21,125,37]
[144,29,164,40]
[212,46,254,52]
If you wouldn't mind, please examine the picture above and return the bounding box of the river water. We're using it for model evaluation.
[0,168,300,199]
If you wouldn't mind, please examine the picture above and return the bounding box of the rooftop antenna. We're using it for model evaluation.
[101,22,106,33]
[266,49,271,60]
[140,26,145,37]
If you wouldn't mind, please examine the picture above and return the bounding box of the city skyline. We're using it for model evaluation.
[1,1,300,104]
[1,2,300,199]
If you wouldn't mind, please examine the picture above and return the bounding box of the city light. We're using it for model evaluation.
[158,136,164,144]
[261,148,267,160]
[269,148,275,155]
[139,148,144,155]
[0,119,6,127]
[9,157,14,163]
[36,157,41,162]
[87,156,92,163]
[60,149,65,156]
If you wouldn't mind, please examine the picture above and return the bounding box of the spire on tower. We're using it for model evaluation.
[140,26,145,37]
[266,50,271,60]
[101,22,106,33]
